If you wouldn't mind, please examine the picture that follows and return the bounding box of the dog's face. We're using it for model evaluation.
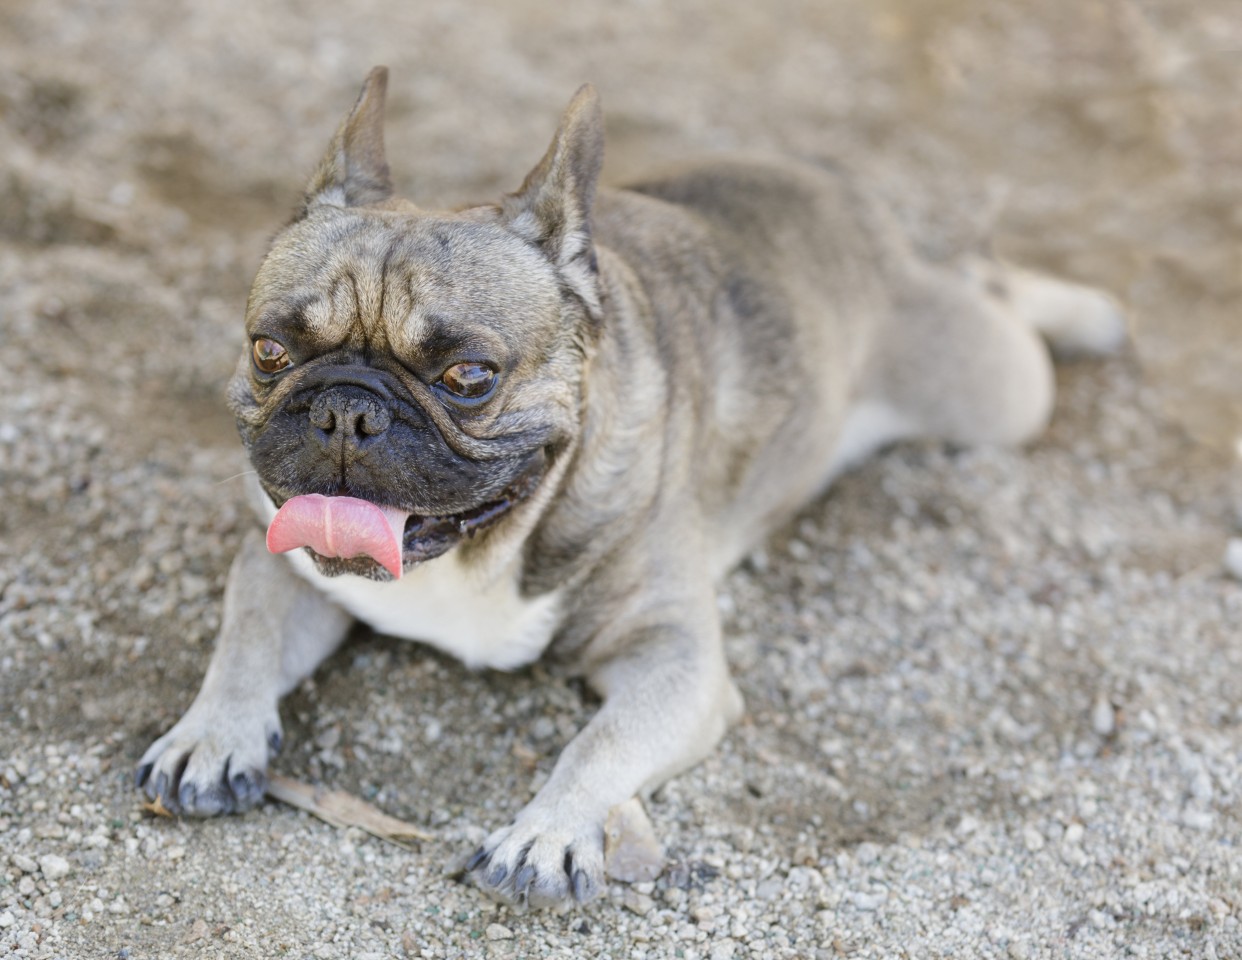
[227,69,604,578]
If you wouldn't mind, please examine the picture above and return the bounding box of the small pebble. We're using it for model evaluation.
[623,890,655,916]
[757,877,785,900]
[851,888,889,911]
[1090,695,1116,737]
[710,939,738,960]
[1224,539,1242,581]
[38,853,71,880]
[485,923,513,941]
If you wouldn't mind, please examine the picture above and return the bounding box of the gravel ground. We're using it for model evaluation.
[2,1,1240,958]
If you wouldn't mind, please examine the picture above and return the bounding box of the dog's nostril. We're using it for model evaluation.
[357,406,391,436]
[308,395,337,433]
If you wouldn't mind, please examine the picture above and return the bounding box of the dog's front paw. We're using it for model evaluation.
[466,806,606,909]
[134,704,281,817]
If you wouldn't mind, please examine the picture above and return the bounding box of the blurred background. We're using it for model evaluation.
[1,0,1239,451]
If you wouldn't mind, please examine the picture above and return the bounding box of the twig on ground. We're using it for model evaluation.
[266,773,433,847]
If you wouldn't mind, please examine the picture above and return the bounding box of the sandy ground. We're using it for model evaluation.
[1,0,1240,957]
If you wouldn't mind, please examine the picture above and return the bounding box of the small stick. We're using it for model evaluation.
[266,773,434,847]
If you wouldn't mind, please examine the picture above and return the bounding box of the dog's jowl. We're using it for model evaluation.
[136,67,1125,908]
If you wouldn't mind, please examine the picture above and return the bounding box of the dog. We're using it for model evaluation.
[135,67,1125,908]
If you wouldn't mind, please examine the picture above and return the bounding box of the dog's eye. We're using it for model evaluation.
[440,362,497,400]
[253,338,291,374]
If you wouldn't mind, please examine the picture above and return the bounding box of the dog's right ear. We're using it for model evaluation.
[500,85,604,321]
[301,67,392,214]
[501,84,604,271]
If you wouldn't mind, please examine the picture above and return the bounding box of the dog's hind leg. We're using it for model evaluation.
[859,266,1056,452]
[857,255,1127,456]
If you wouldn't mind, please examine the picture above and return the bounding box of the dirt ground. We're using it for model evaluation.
[1,1,1240,958]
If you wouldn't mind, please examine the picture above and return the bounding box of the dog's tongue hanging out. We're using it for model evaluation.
[266,494,409,578]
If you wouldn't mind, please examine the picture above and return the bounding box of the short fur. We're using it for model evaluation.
[137,68,1126,908]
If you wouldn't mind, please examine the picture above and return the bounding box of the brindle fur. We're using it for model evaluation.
[137,68,1125,908]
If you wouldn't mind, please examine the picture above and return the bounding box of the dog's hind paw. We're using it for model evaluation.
[1005,264,1129,359]
[466,807,606,910]
[135,703,281,816]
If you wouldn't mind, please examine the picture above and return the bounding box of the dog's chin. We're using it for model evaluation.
[301,465,545,581]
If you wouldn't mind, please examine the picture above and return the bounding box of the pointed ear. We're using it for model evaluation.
[501,84,604,269]
[302,66,392,213]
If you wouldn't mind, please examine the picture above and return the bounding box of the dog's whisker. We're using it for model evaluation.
[215,469,257,485]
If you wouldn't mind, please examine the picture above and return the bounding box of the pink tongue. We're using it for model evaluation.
[266,494,410,579]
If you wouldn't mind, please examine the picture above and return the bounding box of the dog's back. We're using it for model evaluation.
[589,159,907,566]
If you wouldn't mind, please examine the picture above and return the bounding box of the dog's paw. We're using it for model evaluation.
[134,704,281,816]
[1006,266,1128,359]
[466,807,606,909]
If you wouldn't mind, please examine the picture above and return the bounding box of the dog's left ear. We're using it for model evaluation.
[302,66,392,213]
[502,85,603,276]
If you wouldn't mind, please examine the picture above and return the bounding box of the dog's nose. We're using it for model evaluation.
[309,387,392,446]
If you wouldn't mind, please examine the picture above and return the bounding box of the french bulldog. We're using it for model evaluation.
[136,67,1125,908]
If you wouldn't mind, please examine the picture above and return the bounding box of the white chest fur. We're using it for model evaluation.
[284,547,564,670]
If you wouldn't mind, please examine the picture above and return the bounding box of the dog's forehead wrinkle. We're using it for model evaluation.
[261,226,413,347]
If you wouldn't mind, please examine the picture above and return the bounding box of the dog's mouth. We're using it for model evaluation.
[266,468,543,580]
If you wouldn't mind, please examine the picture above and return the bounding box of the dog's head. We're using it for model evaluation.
[228,68,604,579]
